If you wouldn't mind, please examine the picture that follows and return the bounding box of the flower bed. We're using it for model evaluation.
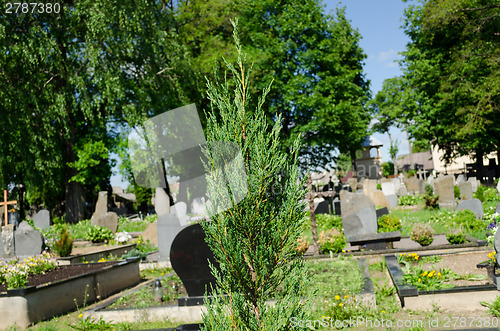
[386,251,498,310]
[0,257,140,329]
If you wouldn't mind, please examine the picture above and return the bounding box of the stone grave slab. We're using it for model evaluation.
[391,178,401,192]
[158,213,189,261]
[406,176,419,193]
[495,202,500,215]
[456,198,483,219]
[434,175,455,207]
[381,182,395,196]
[33,209,50,230]
[363,179,377,196]
[456,174,466,186]
[340,192,377,238]
[385,194,398,209]
[397,185,408,197]
[0,224,15,258]
[376,207,389,219]
[458,182,473,200]
[14,221,44,257]
[170,223,220,305]
[315,200,331,214]
[468,177,478,193]
[369,190,389,208]
[142,222,158,246]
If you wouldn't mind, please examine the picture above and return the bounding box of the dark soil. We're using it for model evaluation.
[0,262,118,293]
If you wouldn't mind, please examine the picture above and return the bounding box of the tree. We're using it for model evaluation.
[176,0,372,170]
[0,1,201,221]
[399,0,500,175]
[201,21,310,330]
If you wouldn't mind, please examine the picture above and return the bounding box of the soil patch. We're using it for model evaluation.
[0,262,118,293]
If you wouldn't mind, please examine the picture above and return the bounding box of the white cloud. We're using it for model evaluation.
[377,49,397,62]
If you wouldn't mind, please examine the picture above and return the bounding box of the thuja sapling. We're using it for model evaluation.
[200,20,311,330]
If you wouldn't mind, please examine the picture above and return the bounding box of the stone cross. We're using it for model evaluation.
[0,190,17,226]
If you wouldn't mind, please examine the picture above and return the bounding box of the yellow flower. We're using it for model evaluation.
[418,278,421,282]
[335,295,340,300]
[137,240,141,244]
[339,303,343,307]
[382,311,385,314]
[344,295,349,299]
[422,271,428,276]
[342,250,345,253]
[78,314,83,318]
[438,272,442,277]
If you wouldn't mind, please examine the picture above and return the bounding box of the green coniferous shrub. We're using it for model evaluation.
[54,225,73,257]
[200,21,310,330]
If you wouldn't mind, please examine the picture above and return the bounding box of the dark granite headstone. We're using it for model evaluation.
[376,207,389,220]
[8,212,19,230]
[170,223,220,301]
[315,200,331,214]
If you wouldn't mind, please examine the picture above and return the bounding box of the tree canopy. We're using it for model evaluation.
[399,0,500,165]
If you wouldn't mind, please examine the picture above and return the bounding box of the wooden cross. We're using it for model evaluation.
[0,190,17,226]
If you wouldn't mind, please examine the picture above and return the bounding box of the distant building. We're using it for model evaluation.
[397,147,498,179]
[355,136,383,179]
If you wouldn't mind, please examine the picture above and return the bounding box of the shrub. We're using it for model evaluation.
[480,295,500,317]
[410,224,434,246]
[425,184,434,196]
[454,185,460,199]
[121,248,148,261]
[315,214,342,232]
[54,225,73,257]
[453,209,484,232]
[85,226,114,243]
[377,215,402,233]
[318,229,346,254]
[295,236,310,255]
[474,186,487,202]
[446,233,466,245]
[424,194,439,209]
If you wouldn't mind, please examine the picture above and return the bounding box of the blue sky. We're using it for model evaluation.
[111,1,414,187]
[324,0,414,163]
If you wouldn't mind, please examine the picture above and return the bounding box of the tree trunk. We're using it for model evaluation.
[307,174,320,256]
[406,127,414,171]
[388,132,398,176]
[350,148,357,179]
[476,151,485,182]
[64,140,85,224]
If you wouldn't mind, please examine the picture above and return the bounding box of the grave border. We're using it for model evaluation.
[385,253,497,308]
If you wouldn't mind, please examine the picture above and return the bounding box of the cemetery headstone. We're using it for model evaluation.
[376,207,389,219]
[456,174,466,186]
[91,191,119,233]
[340,192,377,238]
[369,191,389,209]
[143,222,158,246]
[14,221,44,256]
[33,209,51,230]
[0,224,15,258]
[495,202,500,215]
[397,185,408,197]
[170,223,220,304]
[456,198,483,219]
[391,178,401,192]
[497,180,500,195]
[406,176,419,193]
[363,179,377,196]
[458,182,473,200]
[434,175,455,207]
[468,177,478,193]
[418,179,426,194]
[158,213,189,261]
[332,198,341,215]
[381,182,396,196]
[386,194,398,209]
[315,200,331,214]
